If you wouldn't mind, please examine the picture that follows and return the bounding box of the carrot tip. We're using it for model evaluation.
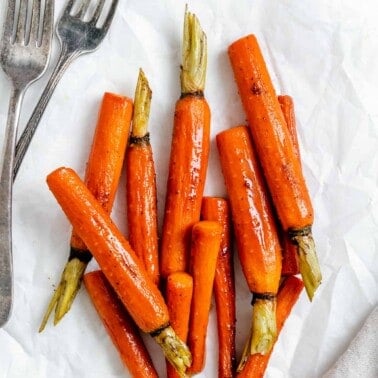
[248,297,277,357]
[39,257,87,331]
[152,325,192,377]
[291,231,322,301]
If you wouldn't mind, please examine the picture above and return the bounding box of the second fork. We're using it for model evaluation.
[13,0,119,178]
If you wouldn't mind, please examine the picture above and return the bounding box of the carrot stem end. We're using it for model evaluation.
[39,258,87,331]
[292,231,322,301]
[237,297,277,370]
[132,68,152,138]
[152,325,192,377]
[180,7,207,95]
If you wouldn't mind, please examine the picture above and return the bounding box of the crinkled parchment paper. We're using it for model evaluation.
[0,1,377,377]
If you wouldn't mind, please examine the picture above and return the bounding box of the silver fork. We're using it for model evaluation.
[13,0,119,177]
[0,0,54,327]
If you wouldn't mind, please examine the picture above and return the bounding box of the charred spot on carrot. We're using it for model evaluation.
[129,133,150,146]
[251,82,263,95]
[68,247,92,263]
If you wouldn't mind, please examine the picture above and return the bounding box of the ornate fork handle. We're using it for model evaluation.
[13,48,81,179]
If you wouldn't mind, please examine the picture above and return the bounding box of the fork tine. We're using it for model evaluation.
[102,0,119,31]
[91,0,106,24]
[15,0,28,44]
[2,0,16,42]
[40,0,54,49]
[30,0,41,44]
[64,0,76,14]
[75,0,91,19]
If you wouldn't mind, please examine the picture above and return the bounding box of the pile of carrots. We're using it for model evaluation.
[40,7,321,378]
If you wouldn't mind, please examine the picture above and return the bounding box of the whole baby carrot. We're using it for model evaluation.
[46,167,191,377]
[237,276,304,376]
[228,35,321,299]
[84,270,158,378]
[126,69,159,284]
[40,92,133,331]
[166,272,193,378]
[201,197,236,377]
[216,126,282,357]
[160,8,210,278]
[278,95,300,276]
[187,221,222,374]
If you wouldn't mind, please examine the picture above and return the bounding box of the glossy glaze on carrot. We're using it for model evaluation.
[166,272,193,378]
[216,125,281,356]
[228,35,312,231]
[84,271,158,378]
[201,197,236,377]
[228,35,321,299]
[278,95,300,276]
[216,126,281,295]
[187,221,222,374]
[40,92,133,331]
[160,9,210,279]
[237,276,304,376]
[46,167,191,376]
[126,69,159,284]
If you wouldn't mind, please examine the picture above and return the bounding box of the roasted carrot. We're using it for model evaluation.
[160,8,210,278]
[83,270,158,378]
[126,69,159,285]
[201,197,236,377]
[166,272,193,378]
[40,92,133,331]
[278,95,300,276]
[228,35,322,299]
[46,167,191,377]
[237,276,304,376]
[216,126,281,356]
[187,221,222,374]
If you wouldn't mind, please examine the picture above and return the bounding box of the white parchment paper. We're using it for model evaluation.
[0,1,377,377]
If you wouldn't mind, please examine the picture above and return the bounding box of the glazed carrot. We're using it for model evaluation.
[237,276,304,376]
[228,35,322,299]
[40,92,133,331]
[201,197,236,377]
[278,95,300,276]
[278,95,301,162]
[216,126,281,356]
[166,272,193,378]
[84,270,158,378]
[126,69,159,285]
[46,167,191,377]
[160,8,210,278]
[187,221,222,374]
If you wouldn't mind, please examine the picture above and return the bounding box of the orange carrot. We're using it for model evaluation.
[46,167,191,376]
[160,8,210,278]
[237,276,304,376]
[278,95,301,162]
[187,221,222,374]
[228,35,321,299]
[216,125,281,357]
[126,69,159,284]
[166,272,193,378]
[201,197,236,377]
[278,95,300,276]
[40,92,133,331]
[84,270,158,378]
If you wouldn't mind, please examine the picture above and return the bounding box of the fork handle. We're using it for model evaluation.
[13,48,80,179]
[0,86,24,327]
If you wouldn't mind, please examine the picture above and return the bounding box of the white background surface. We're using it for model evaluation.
[0,0,378,377]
